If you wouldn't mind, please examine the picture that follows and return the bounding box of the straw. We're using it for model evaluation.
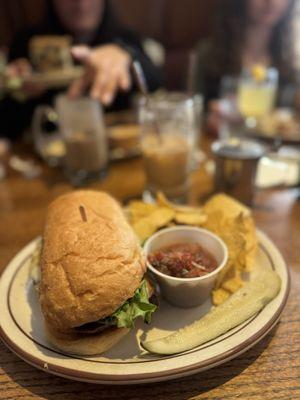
[132,61,161,141]
[132,61,149,99]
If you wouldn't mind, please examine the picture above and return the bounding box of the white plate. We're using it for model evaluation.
[256,156,299,188]
[0,231,289,385]
[24,66,84,89]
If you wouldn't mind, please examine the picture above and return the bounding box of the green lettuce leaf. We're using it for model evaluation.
[75,280,157,332]
[112,279,157,328]
[95,280,155,329]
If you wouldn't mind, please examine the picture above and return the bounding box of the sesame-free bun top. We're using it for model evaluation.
[39,190,145,332]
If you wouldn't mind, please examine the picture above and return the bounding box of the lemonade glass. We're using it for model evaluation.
[237,66,278,128]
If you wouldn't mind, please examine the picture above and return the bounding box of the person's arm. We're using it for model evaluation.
[0,29,46,139]
[69,31,163,106]
[0,96,35,139]
[113,30,163,93]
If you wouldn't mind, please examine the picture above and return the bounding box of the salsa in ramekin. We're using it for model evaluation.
[147,242,218,279]
[144,226,228,308]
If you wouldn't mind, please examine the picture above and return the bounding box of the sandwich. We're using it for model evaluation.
[35,190,156,355]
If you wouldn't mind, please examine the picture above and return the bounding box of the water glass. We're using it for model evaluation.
[55,95,108,185]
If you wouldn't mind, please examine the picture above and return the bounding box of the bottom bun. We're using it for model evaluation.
[45,323,129,356]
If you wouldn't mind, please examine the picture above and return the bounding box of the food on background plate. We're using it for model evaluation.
[141,268,281,355]
[108,124,140,152]
[34,190,156,355]
[256,108,300,140]
[29,35,73,72]
[127,192,257,305]
[148,242,218,278]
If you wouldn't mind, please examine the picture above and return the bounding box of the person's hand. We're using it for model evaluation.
[69,44,132,105]
[6,58,45,98]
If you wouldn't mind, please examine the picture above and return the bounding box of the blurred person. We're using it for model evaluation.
[193,0,298,134]
[0,0,162,139]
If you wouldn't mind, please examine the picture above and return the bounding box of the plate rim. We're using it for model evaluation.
[0,232,290,384]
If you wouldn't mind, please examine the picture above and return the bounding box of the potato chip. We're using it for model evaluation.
[127,201,158,224]
[212,288,230,305]
[129,201,158,216]
[132,208,175,243]
[174,212,207,226]
[204,193,250,218]
[132,218,157,243]
[222,275,243,293]
[156,191,173,209]
[151,208,175,227]
[156,191,202,214]
[203,194,257,287]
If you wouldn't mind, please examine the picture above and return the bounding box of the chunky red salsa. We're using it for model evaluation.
[148,242,218,278]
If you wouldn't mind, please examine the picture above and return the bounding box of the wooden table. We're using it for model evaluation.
[0,142,300,400]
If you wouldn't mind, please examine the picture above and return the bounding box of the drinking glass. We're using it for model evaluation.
[237,67,278,128]
[139,93,201,202]
[55,95,108,185]
[32,105,65,167]
[217,76,240,139]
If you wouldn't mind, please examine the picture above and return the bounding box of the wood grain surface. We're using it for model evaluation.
[0,139,299,400]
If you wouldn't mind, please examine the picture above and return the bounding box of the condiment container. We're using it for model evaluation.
[212,138,266,206]
[144,226,228,308]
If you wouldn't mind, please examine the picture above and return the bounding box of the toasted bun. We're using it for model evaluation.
[45,277,154,355]
[45,322,129,356]
[39,190,145,333]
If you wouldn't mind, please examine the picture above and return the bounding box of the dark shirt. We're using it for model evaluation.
[194,40,221,109]
[0,24,162,139]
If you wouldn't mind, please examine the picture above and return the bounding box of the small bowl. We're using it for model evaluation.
[144,226,228,308]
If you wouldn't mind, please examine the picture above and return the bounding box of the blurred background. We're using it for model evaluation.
[0,0,300,201]
[0,0,217,90]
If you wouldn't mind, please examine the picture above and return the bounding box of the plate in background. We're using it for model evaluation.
[24,66,84,89]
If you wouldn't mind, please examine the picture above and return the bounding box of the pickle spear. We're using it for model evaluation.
[141,269,281,355]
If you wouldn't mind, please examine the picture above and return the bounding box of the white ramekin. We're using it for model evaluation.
[144,226,228,308]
